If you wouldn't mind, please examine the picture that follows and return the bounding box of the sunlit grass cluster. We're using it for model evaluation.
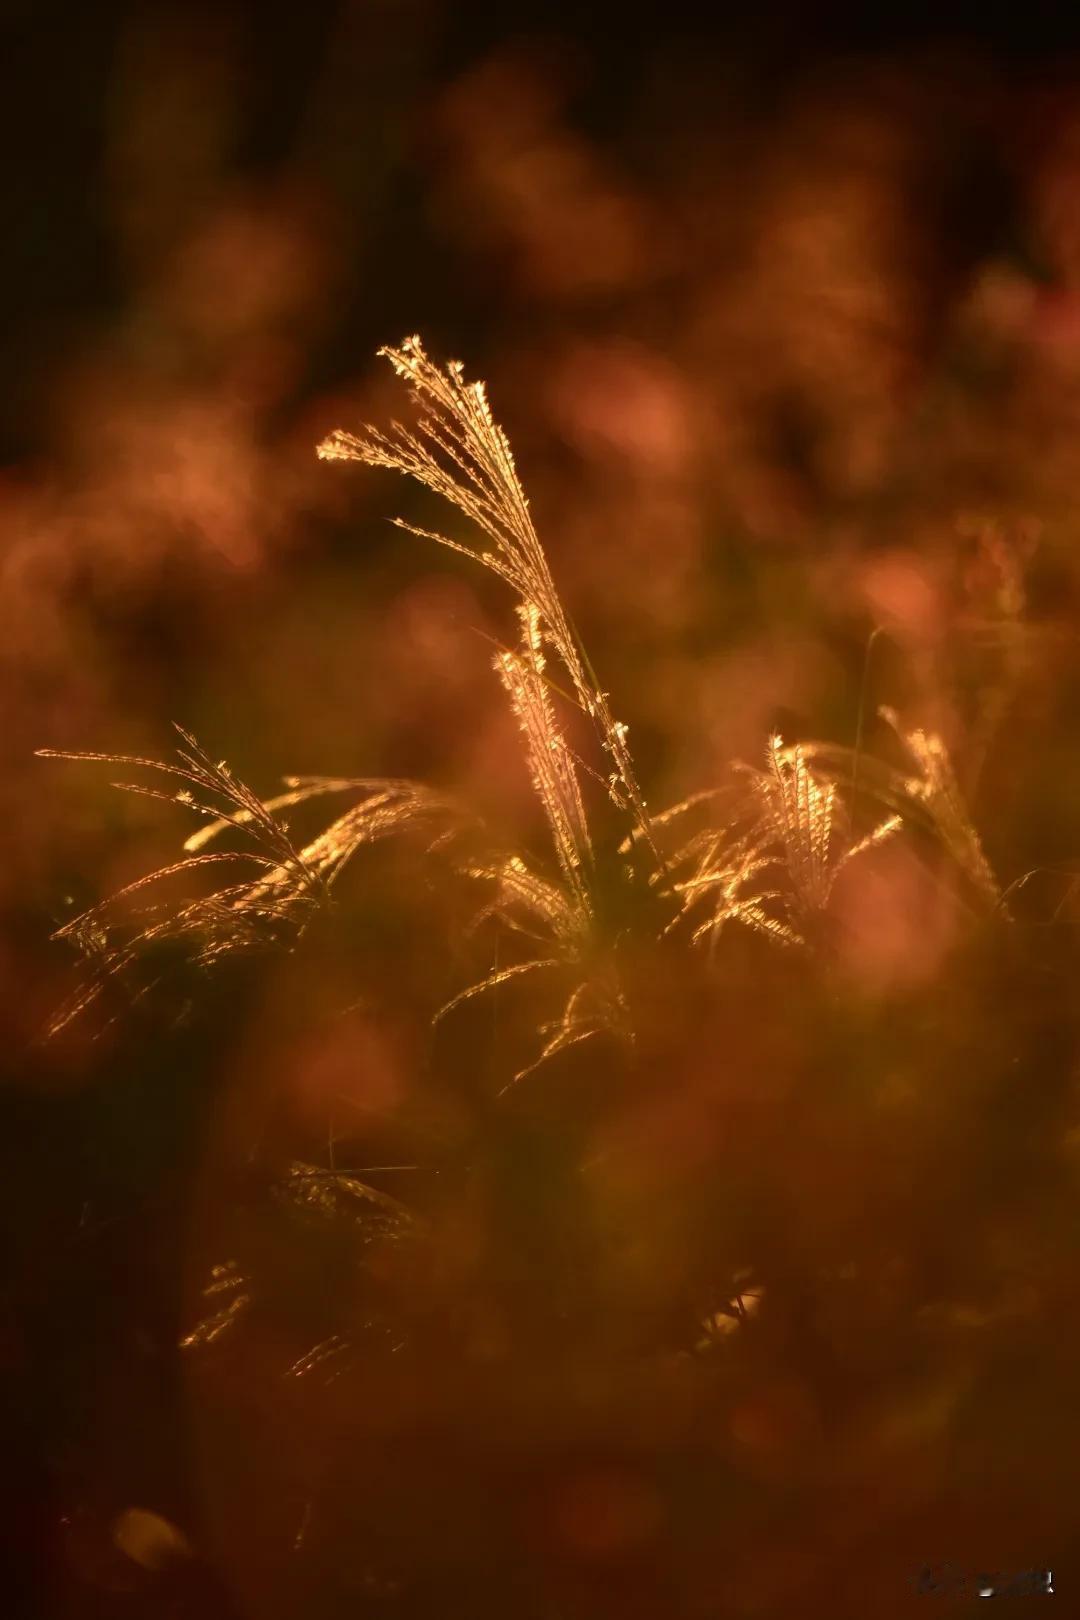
[42,336,1004,1078]
[37,336,1074,1612]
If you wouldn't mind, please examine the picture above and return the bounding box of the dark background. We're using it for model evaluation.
[4,3,1080,1616]
[6,0,1080,466]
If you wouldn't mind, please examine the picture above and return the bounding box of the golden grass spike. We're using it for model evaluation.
[833,813,903,875]
[495,604,592,908]
[499,980,617,1093]
[274,1161,417,1230]
[879,707,1002,908]
[287,1335,354,1381]
[690,900,803,949]
[183,777,381,852]
[735,734,902,931]
[179,1261,253,1352]
[433,958,562,1025]
[754,734,834,913]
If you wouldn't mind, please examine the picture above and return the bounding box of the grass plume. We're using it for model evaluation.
[318,335,657,858]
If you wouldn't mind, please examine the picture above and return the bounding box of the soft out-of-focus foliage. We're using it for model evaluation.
[5,10,1080,1619]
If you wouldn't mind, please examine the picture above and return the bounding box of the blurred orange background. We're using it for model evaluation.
[3,4,1080,1616]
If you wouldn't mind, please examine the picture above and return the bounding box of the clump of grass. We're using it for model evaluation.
[40,337,1050,1582]
[41,335,1005,1072]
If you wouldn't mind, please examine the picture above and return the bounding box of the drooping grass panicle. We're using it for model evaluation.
[502,971,629,1094]
[37,734,470,1035]
[179,1260,253,1352]
[40,726,317,890]
[796,709,1003,913]
[434,823,632,1087]
[181,1163,418,1367]
[669,831,797,950]
[432,956,563,1027]
[44,856,285,1038]
[878,706,1002,910]
[317,336,658,862]
[610,781,794,952]
[434,837,616,1085]
[465,853,584,950]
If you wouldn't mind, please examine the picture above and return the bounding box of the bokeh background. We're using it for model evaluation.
[4,2,1080,1615]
